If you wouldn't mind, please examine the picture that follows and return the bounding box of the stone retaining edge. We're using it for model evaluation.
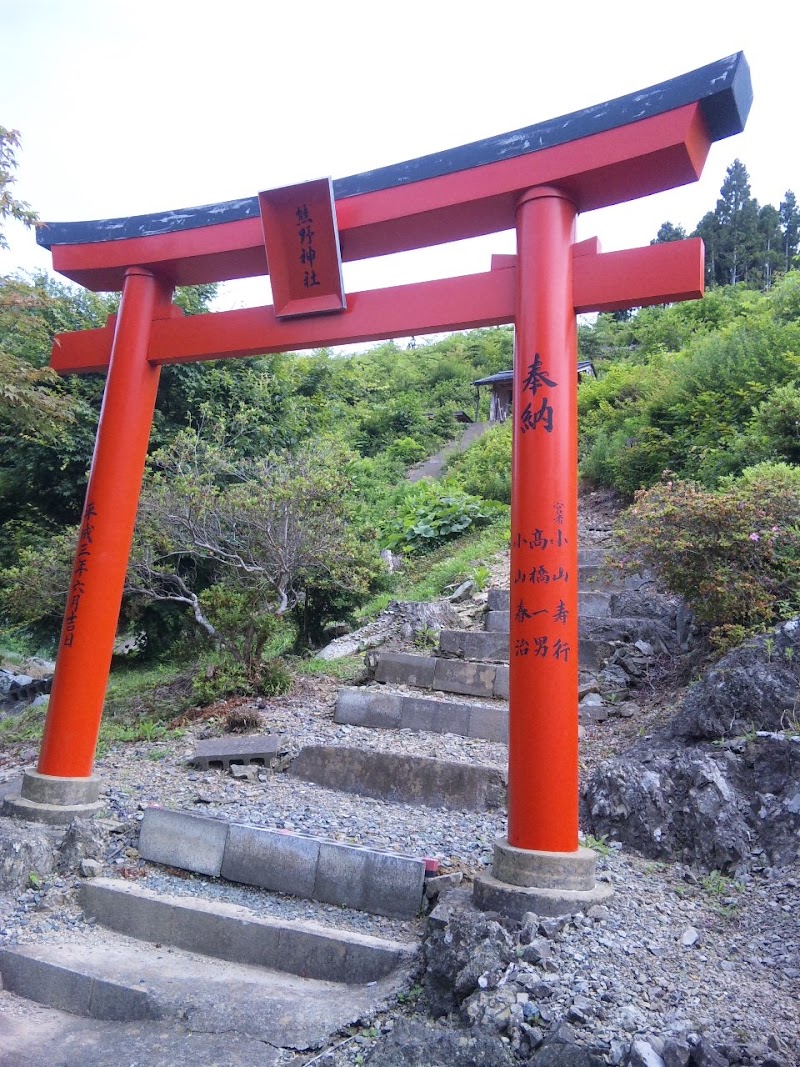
[137,807,425,919]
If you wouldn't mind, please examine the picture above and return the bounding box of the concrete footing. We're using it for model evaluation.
[473,837,613,918]
[2,770,104,825]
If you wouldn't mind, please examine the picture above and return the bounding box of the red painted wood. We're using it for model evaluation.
[38,269,173,778]
[573,238,705,312]
[509,187,579,853]
[50,238,704,375]
[259,179,346,317]
[49,105,710,291]
[50,270,517,373]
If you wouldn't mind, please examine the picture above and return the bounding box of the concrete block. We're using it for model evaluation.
[493,665,509,699]
[335,688,402,728]
[401,695,471,736]
[189,733,282,770]
[221,823,320,898]
[374,651,435,688]
[362,849,426,919]
[288,744,505,812]
[439,629,509,663]
[314,840,369,911]
[432,657,496,698]
[138,807,228,877]
[485,609,508,632]
[468,703,508,743]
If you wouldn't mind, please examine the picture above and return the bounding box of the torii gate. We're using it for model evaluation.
[9,54,750,909]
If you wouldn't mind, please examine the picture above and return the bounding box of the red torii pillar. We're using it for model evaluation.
[5,55,749,911]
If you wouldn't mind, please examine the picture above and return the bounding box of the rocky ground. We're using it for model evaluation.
[0,490,798,1066]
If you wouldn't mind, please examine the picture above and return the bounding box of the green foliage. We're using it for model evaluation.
[191,649,292,704]
[579,275,800,496]
[445,421,512,503]
[612,463,800,647]
[0,127,37,245]
[383,479,503,553]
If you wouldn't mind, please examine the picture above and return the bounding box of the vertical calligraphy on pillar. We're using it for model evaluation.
[511,351,572,666]
[63,500,97,648]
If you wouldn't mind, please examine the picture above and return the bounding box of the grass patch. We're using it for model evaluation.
[0,703,47,744]
[292,654,365,683]
[359,514,510,618]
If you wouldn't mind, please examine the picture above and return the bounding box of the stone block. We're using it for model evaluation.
[493,665,509,699]
[335,688,402,728]
[289,744,505,812]
[221,823,320,898]
[468,703,508,743]
[487,588,510,612]
[579,591,612,617]
[138,807,228,877]
[432,657,497,698]
[189,733,283,770]
[362,849,426,918]
[439,629,509,663]
[485,610,508,632]
[374,652,435,688]
[401,695,471,737]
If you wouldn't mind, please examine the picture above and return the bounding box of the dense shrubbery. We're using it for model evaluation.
[445,421,512,503]
[382,479,504,553]
[611,463,800,648]
[579,274,800,496]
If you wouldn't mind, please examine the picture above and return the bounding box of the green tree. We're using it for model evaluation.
[713,159,760,286]
[651,221,687,244]
[780,190,800,273]
[757,204,784,289]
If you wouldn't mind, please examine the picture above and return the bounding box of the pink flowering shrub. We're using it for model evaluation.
[611,462,800,649]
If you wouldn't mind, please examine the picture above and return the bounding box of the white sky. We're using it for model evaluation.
[1,0,797,320]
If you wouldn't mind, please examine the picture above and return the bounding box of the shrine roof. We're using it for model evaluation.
[37,53,751,252]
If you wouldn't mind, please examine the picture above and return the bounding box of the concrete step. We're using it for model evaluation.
[335,687,508,743]
[0,882,414,1049]
[374,650,508,698]
[485,590,614,632]
[433,630,613,670]
[288,744,506,812]
[138,807,425,918]
[439,627,509,663]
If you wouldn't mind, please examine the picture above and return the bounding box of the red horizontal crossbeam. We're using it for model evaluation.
[50,239,703,374]
[50,106,710,292]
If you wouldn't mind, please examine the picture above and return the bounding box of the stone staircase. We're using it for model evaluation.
[0,540,686,1062]
[0,806,424,1063]
[336,547,666,737]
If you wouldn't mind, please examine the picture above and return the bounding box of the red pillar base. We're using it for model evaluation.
[2,770,104,825]
[472,837,613,918]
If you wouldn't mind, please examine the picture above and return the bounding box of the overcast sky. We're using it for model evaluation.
[1,0,797,316]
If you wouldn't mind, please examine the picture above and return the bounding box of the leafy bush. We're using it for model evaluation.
[446,422,512,503]
[192,649,292,705]
[611,462,800,648]
[383,480,503,553]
